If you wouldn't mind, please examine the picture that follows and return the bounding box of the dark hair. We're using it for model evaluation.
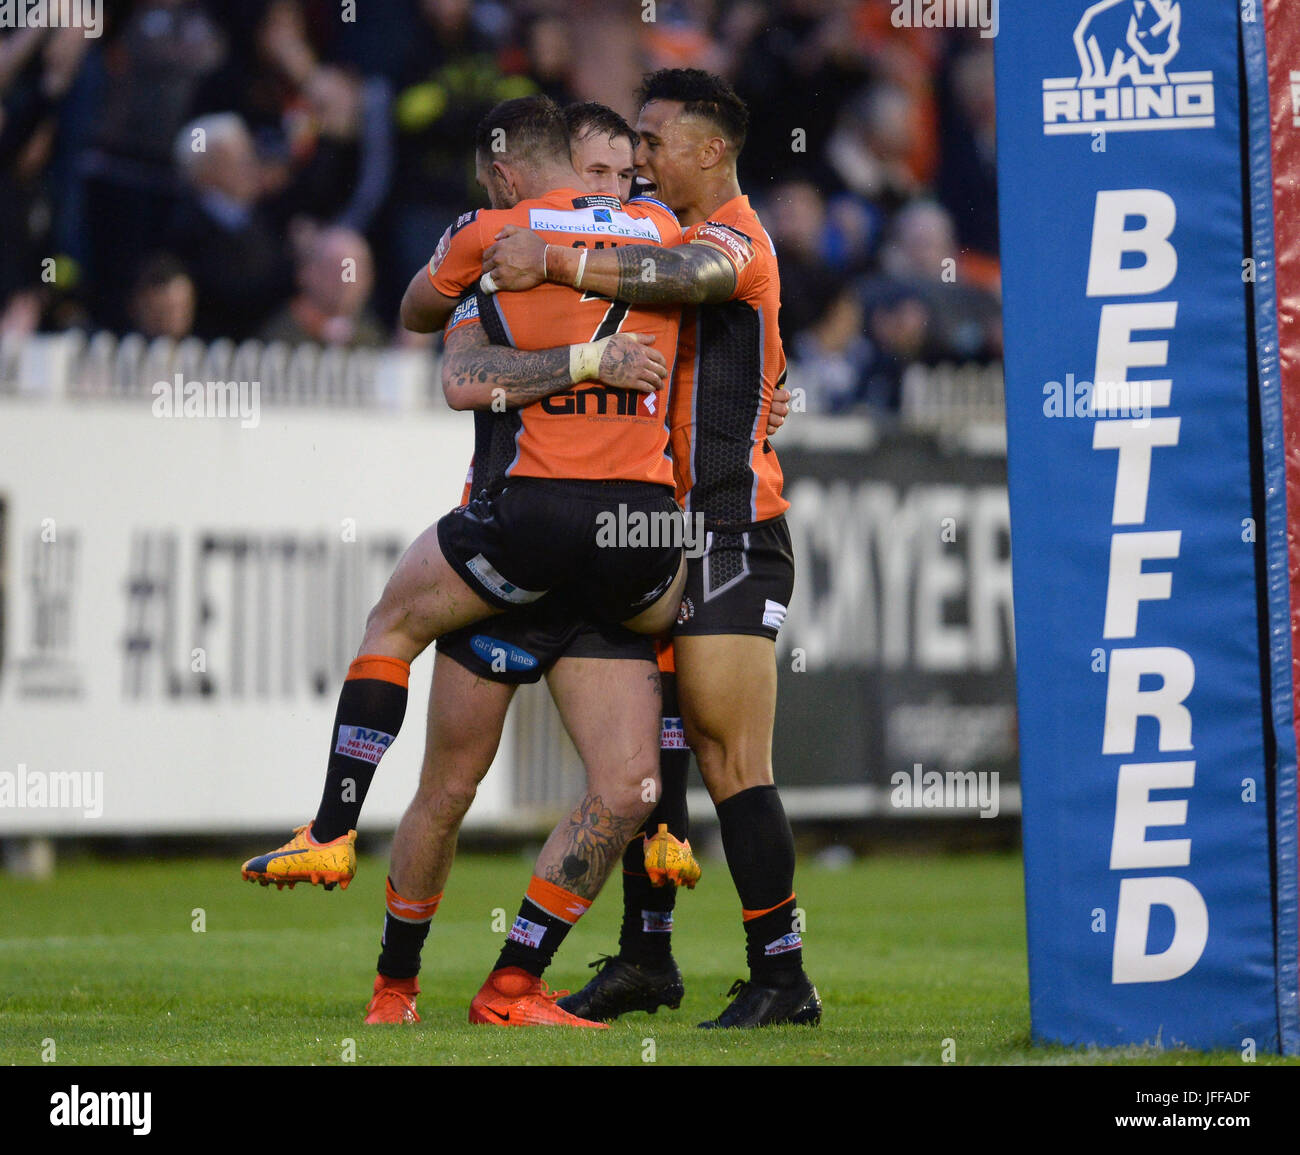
[474,95,570,167]
[636,68,749,153]
[564,101,637,152]
[132,252,192,294]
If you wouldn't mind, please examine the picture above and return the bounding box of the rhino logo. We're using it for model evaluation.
[1073,0,1181,87]
[1042,0,1211,134]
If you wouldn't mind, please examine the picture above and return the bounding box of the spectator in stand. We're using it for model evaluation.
[764,177,839,344]
[382,0,533,315]
[259,224,385,349]
[792,288,873,414]
[194,2,394,239]
[518,13,580,108]
[864,199,1001,366]
[0,27,93,334]
[731,0,872,193]
[824,82,928,214]
[846,0,942,184]
[857,281,930,412]
[127,253,197,342]
[639,0,765,77]
[796,283,928,415]
[169,112,294,341]
[936,39,999,283]
[266,62,394,235]
[80,0,226,331]
[764,174,879,345]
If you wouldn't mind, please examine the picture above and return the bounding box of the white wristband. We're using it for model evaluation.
[574,248,589,289]
[542,244,550,280]
[569,336,611,383]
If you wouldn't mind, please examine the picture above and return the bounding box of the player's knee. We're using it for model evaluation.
[415,775,479,825]
[589,758,659,821]
[360,595,397,647]
[628,768,660,821]
[694,744,772,800]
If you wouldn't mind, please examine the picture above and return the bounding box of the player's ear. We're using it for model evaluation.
[698,135,727,171]
[491,160,514,203]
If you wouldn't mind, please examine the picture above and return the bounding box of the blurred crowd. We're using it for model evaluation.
[0,0,1000,414]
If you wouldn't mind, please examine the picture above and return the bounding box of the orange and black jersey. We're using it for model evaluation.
[669,195,789,532]
[429,189,682,493]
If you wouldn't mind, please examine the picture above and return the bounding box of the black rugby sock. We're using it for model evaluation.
[312,655,409,843]
[619,741,690,966]
[717,784,805,986]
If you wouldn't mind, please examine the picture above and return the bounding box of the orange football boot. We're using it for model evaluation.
[468,967,610,1028]
[364,975,420,1024]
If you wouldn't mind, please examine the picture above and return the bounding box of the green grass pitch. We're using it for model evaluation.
[0,850,1292,1066]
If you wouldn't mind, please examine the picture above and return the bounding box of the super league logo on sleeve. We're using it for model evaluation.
[449,296,480,328]
[1042,0,1214,134]
[693,224,754,269]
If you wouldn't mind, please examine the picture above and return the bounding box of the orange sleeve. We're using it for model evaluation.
[684,221,762,301]
[428,211,489,299]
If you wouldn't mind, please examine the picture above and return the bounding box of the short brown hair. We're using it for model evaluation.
[475,95,570,168]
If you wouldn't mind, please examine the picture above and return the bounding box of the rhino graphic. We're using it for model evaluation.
[1073,0,1181,87]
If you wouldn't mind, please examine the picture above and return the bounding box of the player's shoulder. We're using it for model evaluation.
[687,196,778,288]
[695,197,774,252]
[509,188,609,230]
[429,208,486,281]
[515,187,601,218]
[450,209,480,236]
[624,195,680,242]
[438,208,485,247]
[515,189,674,246]
[626,193,679,223]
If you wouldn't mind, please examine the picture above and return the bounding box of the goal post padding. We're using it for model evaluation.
[996,0,1285,1051]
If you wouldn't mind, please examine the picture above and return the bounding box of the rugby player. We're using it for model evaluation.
[362,103,703,1028]
[374,103,789,1027]
[483,70,821,1028]
[240,98,689,1025]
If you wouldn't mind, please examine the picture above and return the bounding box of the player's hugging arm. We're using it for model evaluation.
[440,319,669,411]
[400,266,461,333]
[596,244,737,306]
[482,225,738,306]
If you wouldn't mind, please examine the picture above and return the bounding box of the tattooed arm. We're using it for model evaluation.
[440,319,669,411]
[483,225,738,306]
[560,242,737,306]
